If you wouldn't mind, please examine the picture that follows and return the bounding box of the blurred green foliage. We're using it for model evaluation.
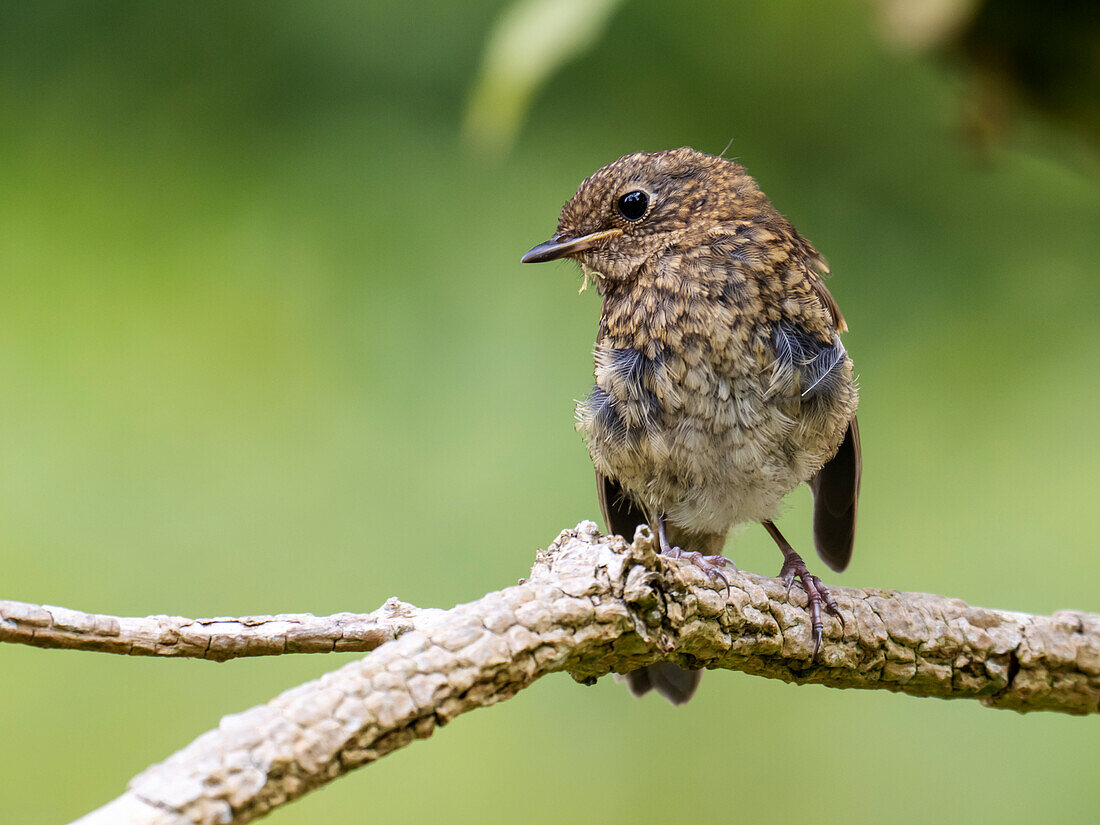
[1,2,1098,823]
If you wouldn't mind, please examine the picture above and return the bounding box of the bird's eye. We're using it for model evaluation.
[616,190,649,222]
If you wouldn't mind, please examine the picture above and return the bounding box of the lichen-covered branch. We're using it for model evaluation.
[0,598,436,660]
[14,523,1097,825]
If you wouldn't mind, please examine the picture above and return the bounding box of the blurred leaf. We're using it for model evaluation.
[874,0,982,52]
[463,0,626,153]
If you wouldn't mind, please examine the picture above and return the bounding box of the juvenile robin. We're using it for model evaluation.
[522,147,861,704]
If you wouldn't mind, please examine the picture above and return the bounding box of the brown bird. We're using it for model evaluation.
[522,147,861,704]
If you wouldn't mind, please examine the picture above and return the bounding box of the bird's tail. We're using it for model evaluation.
[597,475,716,706]
[622,663,702,705]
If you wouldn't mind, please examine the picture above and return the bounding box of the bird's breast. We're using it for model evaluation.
[578,289,855,533]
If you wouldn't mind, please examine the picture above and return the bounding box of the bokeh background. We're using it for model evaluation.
[2,2,1098,823]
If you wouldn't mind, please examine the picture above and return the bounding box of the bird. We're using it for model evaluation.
[521,147,861,705]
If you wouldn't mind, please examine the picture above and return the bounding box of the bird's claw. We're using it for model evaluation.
[663,547,737,596]
[778,552,843,657]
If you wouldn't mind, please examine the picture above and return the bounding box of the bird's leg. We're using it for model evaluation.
[655,513,674,555]
[762,520,843,657]
[655,513,736,596]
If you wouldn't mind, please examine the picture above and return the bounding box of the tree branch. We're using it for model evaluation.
[0,598,436,660]
[5,523,1094,825]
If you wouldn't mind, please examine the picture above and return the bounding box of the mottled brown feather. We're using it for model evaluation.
[524,147,862,702]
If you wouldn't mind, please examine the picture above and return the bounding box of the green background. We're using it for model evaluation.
[2,2,1098,823]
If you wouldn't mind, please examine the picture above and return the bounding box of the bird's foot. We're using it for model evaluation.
[778,551,843,657]
[654,514,736,595]
[662,546,737,595]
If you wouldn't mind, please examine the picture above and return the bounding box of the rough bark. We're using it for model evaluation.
[0,598,433,660]
[1,523,1094,825]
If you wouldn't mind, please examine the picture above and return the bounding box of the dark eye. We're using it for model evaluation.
[616,190,649,221]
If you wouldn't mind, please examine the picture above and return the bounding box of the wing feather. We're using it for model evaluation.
[808,417,861,572]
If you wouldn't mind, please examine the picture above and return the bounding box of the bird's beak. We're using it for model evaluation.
[520,228,622,263]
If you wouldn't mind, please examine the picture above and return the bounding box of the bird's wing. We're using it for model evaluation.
[779,232,861,571]
[769,321,849,401]
[793,229,848,333]
[598,471,703,704]
[809,276,847,333]
[808,416,861,572]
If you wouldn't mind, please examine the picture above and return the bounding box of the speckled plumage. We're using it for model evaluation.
[523,147,861,703]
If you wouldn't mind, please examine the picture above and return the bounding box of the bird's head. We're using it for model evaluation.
[521,147,766,285]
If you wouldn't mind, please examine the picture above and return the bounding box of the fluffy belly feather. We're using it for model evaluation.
[578,338,855,536]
